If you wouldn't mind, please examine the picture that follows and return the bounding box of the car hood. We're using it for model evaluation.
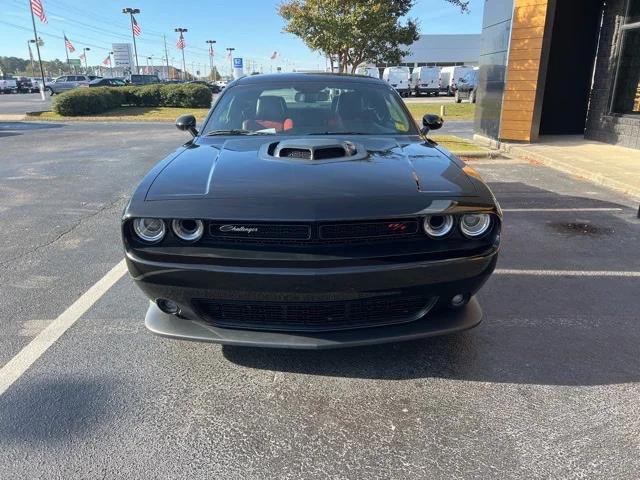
[140,136,479,221]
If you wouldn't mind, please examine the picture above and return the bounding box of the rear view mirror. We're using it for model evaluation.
[421,114,443,135]
[175,114,198,137]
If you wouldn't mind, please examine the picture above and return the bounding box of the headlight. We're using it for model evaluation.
[132,218,166,243]
[423,215,454,238]
[460,213,492,238]
[172,219,204,242]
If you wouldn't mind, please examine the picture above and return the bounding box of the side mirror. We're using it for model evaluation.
[421,114,443,135]
[176,114,198,137]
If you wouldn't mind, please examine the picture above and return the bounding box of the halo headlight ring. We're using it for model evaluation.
[460,213,492,238]
[172,219,204,242]
[132,218,166,244]
[423,215,454,238]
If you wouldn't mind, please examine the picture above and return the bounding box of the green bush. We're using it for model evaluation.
[52,83,212,116]
[159,84,211,107]
[52,87,124,116]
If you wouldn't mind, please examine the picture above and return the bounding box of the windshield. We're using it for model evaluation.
[202,81,417,136]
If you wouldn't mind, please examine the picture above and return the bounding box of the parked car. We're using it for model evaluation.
[382,66,411,96]
[15,77,38,93]
[410,66,442,96]
[355,66,380,79]
[45,75,101,95]
[0,76,18,94]
[125,74,161,85]
[187,80,220,93]
[29,76,52,91]
[439,66,474,96]
[454,69,479,103]
[85,78,127,87]
[122,73,501,349]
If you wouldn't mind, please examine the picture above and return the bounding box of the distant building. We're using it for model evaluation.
[396,34,481,69]
[97,65,183,80]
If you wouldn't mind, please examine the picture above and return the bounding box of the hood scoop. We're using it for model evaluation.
[262,138,368,162]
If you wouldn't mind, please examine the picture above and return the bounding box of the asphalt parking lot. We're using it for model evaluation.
[0,92,51,115]
[0,119,639,479]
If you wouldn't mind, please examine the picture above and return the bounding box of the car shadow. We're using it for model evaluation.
[223,184,640,386]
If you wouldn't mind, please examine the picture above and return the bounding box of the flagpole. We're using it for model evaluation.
[28,0,47,100]
[63,31,71,73]
[163,35,170,81]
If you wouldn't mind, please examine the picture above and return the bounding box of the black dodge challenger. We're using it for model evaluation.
[122,73,501,349]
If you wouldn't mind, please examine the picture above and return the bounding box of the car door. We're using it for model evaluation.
[52,76,68,93]
[75,76,89,87]
[458,73,471,97]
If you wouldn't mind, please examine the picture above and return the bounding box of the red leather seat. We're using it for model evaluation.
[243,96,294,132]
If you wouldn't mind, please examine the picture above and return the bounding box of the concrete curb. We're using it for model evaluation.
[0,114,26,121]
[505,144,640,201]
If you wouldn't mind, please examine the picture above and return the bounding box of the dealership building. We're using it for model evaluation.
[394,34,481,68]
[475,0,640,150]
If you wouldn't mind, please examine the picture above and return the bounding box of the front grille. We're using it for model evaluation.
[320,220,418,239]
[206,219,420,246]
[193,294,436,332]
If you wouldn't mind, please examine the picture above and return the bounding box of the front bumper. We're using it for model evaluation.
[126,246,497,347]
[145,296,483,349]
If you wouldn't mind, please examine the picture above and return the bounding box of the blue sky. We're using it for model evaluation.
[1,0,483,74]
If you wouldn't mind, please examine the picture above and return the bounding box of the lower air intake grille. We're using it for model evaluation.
[193,294,436,332]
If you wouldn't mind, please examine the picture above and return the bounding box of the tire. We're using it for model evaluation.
[414,89,421,97]
[469,90,477,104]
[46,87,54,96]
[454,90,462,103]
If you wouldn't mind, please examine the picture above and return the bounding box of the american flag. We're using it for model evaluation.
[176,35,185,50]
[102,55,111,66]
[132,15,141,36]
[270,51,278,60]
[64,35,75,53]
[30,0,48,24]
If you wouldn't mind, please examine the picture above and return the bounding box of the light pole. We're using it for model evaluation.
[146,56,151,74]
[175,28,187,81]
[27,40,36,76]
[206,39,216,80]
[122,8,141,74]
[109,51,114,77]
[226,47,235,78]
[82,47,90,73]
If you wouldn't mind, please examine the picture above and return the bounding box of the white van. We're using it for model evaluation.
[355,66,380,79]
[439,66,474,95]
[382,66,410,97]
[410,66,442,96]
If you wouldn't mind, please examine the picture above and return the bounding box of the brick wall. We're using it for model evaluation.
[585,0,640,149]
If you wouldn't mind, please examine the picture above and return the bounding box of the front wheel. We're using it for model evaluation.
[469,90,477,104]
[45,87,54,96]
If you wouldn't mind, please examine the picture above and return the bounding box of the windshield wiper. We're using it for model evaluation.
[307,131,370,135]
[204,129,274,136]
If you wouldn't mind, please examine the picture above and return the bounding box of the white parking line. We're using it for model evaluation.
[502,208,623,212]
[495,269,640,277]
[0,260,127,397]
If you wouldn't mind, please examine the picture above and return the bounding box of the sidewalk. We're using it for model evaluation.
[494,135,640,201]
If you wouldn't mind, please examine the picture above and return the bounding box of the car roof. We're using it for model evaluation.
[231,72,386,86]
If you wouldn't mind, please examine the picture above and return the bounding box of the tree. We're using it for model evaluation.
[278,0,469,73]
